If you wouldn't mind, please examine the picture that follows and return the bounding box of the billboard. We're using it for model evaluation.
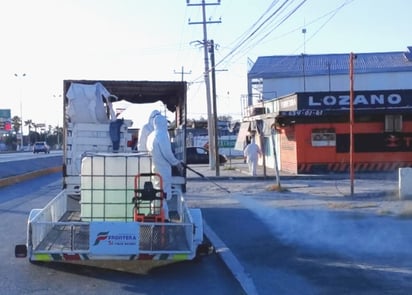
[0,109,11,131]
[0,109,11,119]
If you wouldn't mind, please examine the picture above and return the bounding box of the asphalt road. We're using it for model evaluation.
[3,155,412,294]
[185,176,412,295]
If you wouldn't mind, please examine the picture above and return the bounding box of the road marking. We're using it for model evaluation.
[203,220,258,295]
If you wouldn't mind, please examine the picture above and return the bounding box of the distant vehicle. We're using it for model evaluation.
[186,146,227,165]
[33,141,50,154]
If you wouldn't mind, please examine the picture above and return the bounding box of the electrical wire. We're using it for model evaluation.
[226,0,281,49]
[237,0,355,78]
[216,0,297,69]
[303,0,354,48]
[220,0,353,71]
[186,0,353,98]
[189,0,298,83]
[260,1,352,51]
[240,0,308,58]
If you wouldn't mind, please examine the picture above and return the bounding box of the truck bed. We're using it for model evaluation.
[35,211,89,252]
[34,210,188,254]
[30,191,195,258]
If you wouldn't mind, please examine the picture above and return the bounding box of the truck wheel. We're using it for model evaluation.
[194,241,214,262]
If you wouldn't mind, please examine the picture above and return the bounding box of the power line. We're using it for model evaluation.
[189,0,294,83]
[226,0,280,49]
[217,0,308,69]
[221,0,354,77]
[302,0,353,47]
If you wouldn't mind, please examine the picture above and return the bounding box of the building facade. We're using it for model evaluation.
[241,47,412,174]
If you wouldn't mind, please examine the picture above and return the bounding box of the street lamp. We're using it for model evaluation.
[53,94,62,149]
[14,73,26,150]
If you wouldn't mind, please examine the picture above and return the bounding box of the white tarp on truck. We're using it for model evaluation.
[66,82,116,123]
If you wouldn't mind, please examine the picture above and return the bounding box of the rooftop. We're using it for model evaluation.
[248,46,412,79]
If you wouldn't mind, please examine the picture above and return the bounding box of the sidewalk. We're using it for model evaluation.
[185,156,398,181]
[185,156,296,179]
[185,157,412,218]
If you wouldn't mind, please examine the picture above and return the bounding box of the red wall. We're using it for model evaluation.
[286,121,412,173]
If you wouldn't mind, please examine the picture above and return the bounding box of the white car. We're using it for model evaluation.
[33,141,50,154]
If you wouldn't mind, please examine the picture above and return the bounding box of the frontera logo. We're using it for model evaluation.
[93,231,109,245]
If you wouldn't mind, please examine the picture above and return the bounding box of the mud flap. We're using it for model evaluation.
[15,244,27,258]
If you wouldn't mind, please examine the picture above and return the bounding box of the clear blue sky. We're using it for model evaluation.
[0,0,411,131]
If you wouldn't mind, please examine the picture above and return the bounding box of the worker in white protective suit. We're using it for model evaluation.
[243,137,262,176]
[137,110,161,152]
[146,114,183,221]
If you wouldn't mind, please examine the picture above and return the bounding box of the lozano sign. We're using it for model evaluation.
[309,94,401,107]
[298,90,412,110]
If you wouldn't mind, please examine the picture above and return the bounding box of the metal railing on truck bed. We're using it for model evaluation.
[28,189,196,261]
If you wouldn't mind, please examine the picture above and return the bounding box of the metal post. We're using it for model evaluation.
[349,52,355,196]
[271,126,281,187]
[210,40,219,176]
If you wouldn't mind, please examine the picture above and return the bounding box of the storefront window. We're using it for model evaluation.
[311,129,336,147]
[385,115,402,132]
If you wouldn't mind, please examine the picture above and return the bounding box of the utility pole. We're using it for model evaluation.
[209,39,220,176]
[174,66,192,82]
[188,0,221,170]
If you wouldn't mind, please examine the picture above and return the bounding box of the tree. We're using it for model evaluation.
[51,125,63,148]
[3,133,17,150]
[24,119,34,134]
[11,116,21,134]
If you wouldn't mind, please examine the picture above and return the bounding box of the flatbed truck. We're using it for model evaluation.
[15,80,209,265]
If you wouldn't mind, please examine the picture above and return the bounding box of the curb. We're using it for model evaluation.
[187,167,399,181]
[0,166,62,188]
[203,221,258,295]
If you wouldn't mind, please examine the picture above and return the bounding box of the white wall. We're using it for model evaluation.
[263,133,282,171]
[262,71,412,99]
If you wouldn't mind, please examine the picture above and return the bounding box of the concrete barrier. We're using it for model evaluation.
[399,167,412,200]
[0,166,62,188]
[0,155,62,188]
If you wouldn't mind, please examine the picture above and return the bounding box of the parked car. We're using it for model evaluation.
[33,141,50,154]
[186,146,227,165]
